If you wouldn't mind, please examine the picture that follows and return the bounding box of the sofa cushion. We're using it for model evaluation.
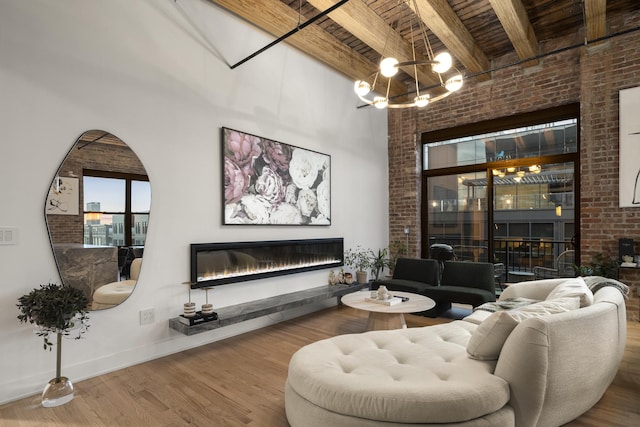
[287,321,510,424]
[463,309,493,325]
[373,278,435,294]
[467,297,580,360]
[545,277,593,307]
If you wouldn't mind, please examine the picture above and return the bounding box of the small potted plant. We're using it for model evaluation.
[386,241,408,277]
[573,253,619,279]
[370,247,389,281]
[344,246,372,284]
[17,282,89,407]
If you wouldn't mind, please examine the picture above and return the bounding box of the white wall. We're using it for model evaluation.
[0,0,388,404]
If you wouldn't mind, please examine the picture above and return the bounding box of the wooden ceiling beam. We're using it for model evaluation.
[584,0,607,42]
[307,0,441,86]
[207,0,408,98]
[409,0,490,81]
[488,0,539,66]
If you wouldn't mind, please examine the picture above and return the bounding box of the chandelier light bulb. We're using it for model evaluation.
[507,166,516,173]
[373,96,389,109]
[445,74,464,92]
[432,52,453,74]
[414,94,430,107]
[380,57,399,77]
[354,80,371,96]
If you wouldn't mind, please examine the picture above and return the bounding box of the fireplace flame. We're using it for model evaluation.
[197,256,340,282]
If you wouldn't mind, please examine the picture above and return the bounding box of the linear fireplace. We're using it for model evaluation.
[190,238,344,289]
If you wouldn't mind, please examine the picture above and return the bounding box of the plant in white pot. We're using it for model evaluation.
[17,282,89,407]
[344,246,372,284]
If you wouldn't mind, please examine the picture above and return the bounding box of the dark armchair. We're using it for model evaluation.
[423,261,496,309]
[371,257,439,293]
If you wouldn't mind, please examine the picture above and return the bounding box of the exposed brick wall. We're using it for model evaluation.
[388,11,640,320]
[47,140,147,244]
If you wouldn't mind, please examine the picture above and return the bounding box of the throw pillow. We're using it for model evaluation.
[466,296,580,360]
[545,277,594,307]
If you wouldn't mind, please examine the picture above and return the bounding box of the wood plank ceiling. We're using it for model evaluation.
[208,0,639,101]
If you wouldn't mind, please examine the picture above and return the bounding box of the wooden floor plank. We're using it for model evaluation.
[0,306,638,426]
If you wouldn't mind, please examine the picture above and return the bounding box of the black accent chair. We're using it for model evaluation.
[422,261,496,312]
[371,257,439,293]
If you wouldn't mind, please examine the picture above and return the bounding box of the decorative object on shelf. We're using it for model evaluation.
[353,0,463,109]
[201,287,214,315]
[222,127,331,225]
[178,282,218,326]
[619,238,635,264]
[17,282,89,407]
[184,285,196,317]
[329,269,355,285]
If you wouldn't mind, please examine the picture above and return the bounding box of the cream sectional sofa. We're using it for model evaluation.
[285,277,628,427]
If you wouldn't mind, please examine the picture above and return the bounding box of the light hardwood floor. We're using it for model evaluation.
[1,305,639,426]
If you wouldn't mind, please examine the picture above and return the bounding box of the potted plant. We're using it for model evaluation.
[370,247,389,281]
[17,282,89,407]
[386,241,408,277]
[574,253,619,279]
[344,246,372,284]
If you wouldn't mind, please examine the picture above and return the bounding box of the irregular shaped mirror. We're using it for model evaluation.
[45,130,150,310]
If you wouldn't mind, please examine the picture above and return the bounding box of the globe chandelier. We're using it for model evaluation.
[354,0,464,109]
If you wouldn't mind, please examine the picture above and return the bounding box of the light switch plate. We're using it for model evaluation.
[0,227,18,245]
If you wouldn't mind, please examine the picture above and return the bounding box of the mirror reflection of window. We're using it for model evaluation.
[83,173,150,247]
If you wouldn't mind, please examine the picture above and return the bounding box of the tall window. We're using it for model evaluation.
[422,106,579,277]
[83,170,150,247]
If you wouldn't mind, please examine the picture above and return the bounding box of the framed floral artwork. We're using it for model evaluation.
[222,127,331,225]
[619,86,640,207]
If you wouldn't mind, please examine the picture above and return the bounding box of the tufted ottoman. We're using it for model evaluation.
[285,320,513,426]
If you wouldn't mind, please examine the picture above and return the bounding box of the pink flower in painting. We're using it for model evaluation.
[225,130,262,172]
[262,140,292,173]
[255,166,286,205]
[224,157,250,203]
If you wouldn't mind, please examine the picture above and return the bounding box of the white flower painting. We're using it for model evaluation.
[222,128,331,225]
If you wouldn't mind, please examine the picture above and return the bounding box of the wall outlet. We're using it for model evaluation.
[139,308,154,325]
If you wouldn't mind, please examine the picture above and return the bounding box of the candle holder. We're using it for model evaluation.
[178,282,218,326]
[201,287,214,315]
[183,285,196,317]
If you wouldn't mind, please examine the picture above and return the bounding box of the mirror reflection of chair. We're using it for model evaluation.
[92,258,142,310]
[533,250,575,279]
